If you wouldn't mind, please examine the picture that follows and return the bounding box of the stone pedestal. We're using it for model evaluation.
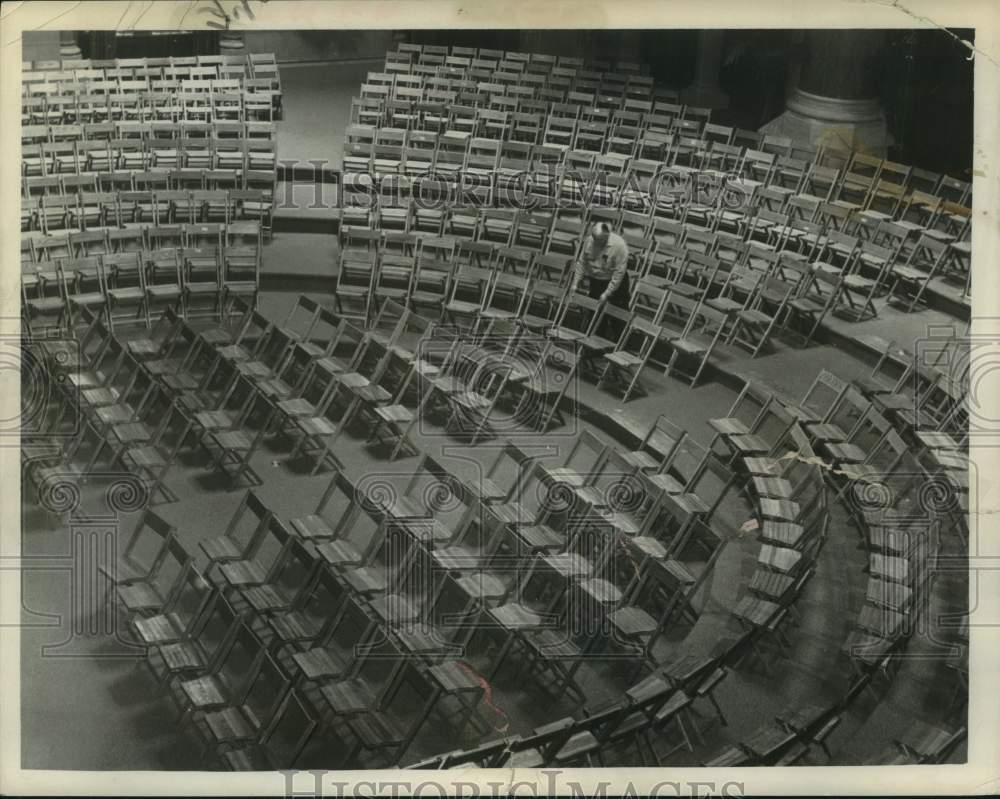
[681,30,729,110]
[762,88,889,154]
[219,31,246,54]
[760,30,889,155]
[58,31,81,58]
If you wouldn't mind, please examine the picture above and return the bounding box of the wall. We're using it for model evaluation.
[22,31,61,63]
[242,30,396,63]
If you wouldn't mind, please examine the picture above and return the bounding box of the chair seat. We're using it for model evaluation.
[203,706,257,745]
[348,710,408,747]
[759,498,800,522]
[707,297,744,314]
[670,337,709,355]
[82,386,121,406]
[221,555,269,586]
[823,441,868,463]
[218,344,252,361]
[620,449,660,471]
[123,444,168,468]
[127,339,162,357]
[506,748,545,768]
[752,476,794,499]
[320,678,377,715]
[113,421,155,444]
[180,674,229,710]
[256,377,294,399]
[738,309,772,325]
[580,334,616,353]
[116,581,166,612]
[788,297,827,313]
[553,730,601,763]
[209,429,254,450]
[133,612,187,645]
[201,537,244,562]
[804,422,847,442]
[342,565,387,595]
[106,282,145,302]
[147,285,182,298]
[195,410,239,430]
[159,640,207,672]
[843,274,875,290]
[758,521,805,548]
[296,416,338,437]
[479,308,516,320]
[604,351,644,367]
[350,384,392,404]
[758,543,802,573]
[728,433,770,454]
[240,583,294,613]
[609,605,659,637]
[290,514,334,540]
[236,360,272,379]
[69,292,106,307]
[515,523,564,551]
[374,404,413,424]
[709,416,750,437]
[892,265,926,281]
[268,610,322,644]
[315,356,347,374]
[446,300,481,314]
[292,647,347,682]
[316,539,365,566]
[277,398,316,417]
[28,297,66,312]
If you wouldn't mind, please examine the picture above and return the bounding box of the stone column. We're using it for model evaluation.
[219,30,246,55]
[761,30,889,155]
[58,31,82,58]
[681,30,729,109]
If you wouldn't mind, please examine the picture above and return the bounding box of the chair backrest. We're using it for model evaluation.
[120,509,175,578]
[253,690,318,770]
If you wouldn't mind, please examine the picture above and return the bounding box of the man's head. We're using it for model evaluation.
[592,221,611,248]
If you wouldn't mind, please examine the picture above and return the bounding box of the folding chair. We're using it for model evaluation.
[114,399,192,504]
[116,535,195,618]
[59,255,110,330]
[784,267,841,344]
[334,247,378,324]
[888,233,949,312]
[102,251,150,328]
[723,275,793,357]
[598,316,662,401]
[662,296,726,386]
[199,387,275,490]
[443,263,494,330]
[97,509,176,589]
[219,689,318,770]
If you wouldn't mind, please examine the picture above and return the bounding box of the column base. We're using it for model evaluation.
[681,84,730,110]
[219,31,246,54]
[760,88,889,155]
[58,32,81,58]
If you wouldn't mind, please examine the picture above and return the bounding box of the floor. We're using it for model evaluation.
[19,280,968,769]
[18,60,969,771]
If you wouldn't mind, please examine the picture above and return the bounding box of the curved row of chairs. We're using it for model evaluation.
[21,220,264,338]
[22,51,283,119]
[24,270,967,766]
[27,291,769,767]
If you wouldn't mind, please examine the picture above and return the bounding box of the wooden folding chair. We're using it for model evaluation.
[597,316,662,401]
[888,232,950,312]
